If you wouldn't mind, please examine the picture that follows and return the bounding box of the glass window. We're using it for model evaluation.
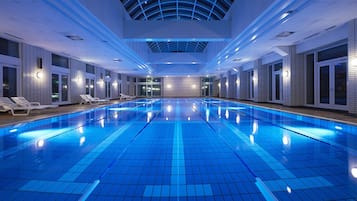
[153,78,161,82]
[317,44,347,62]
[0,38,19,58]
[138,84,146,96]
[138,78,146,82]
[52,54,69,68]
[86,64,95,74]
[274,62,282,71]
[152,84,161,96]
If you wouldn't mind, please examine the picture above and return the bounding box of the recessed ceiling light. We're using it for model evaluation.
[251,35,257,41]
[113,58,122,62]
[65,35,83,41]
[281,10,293,20]
[235,47,240,52]
[276,31,295,38]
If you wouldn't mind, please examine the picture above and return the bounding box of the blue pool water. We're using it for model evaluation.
[0,98,356,201]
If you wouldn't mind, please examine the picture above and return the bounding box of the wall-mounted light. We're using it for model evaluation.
[218,83,221,88]
[352,167,357,178]
[112,81,118,87]
[37,57,43,69]
[166,84,172,89]
[36,139,45,148]
[225,81,228,87]
[283,70,289,77]
[97,79,104,86]
[75,76,83,85]
[36,71,43,79]
[191,84,197,89]
[351,57,357,66]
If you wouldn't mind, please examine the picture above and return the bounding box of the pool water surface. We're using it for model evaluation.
[0,98,356,201]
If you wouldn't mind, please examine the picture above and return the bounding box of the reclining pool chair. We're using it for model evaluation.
[0,97,32,116]
[120,93,135,100]
[80,94,109,105]
[11,97,58,109]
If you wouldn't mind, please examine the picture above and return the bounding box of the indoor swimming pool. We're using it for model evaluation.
[0,98,356,201]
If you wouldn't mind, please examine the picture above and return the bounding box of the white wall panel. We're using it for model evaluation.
[348,19,357,114]
[21,44,52,104]
[163,77,200,97]
[95,67,105,98]
[70,59,86,103]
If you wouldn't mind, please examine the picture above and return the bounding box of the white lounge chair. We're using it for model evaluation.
[80,94,109,105]
[11,97,58,109]
[120,93,135,100]
[0,97,31,116]
[86,95,109,104]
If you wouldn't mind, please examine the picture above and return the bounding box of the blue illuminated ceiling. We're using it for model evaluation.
[120,0,234,53]
[120,0,234,21]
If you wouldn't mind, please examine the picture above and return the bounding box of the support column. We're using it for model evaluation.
[253,59,268,102]
[348,19,357,114]
[280,45,304,106]
[238,67,248,100]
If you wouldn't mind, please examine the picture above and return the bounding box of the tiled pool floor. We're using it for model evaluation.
[0,98,356,201]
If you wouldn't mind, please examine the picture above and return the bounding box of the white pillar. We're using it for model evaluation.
[348,19,357,114]
[281,45,304,106]
[253,59,268,102]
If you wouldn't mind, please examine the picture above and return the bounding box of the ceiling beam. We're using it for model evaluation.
[123,20,231,42]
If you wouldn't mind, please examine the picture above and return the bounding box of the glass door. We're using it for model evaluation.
[2,66,17,97]
[272,71,283,103]
[317,59,347,110]
[248,71,254,100]
[105,81,111,98]
[52,73,69,104]
[270,62,283,103]
[85,78,95,97]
